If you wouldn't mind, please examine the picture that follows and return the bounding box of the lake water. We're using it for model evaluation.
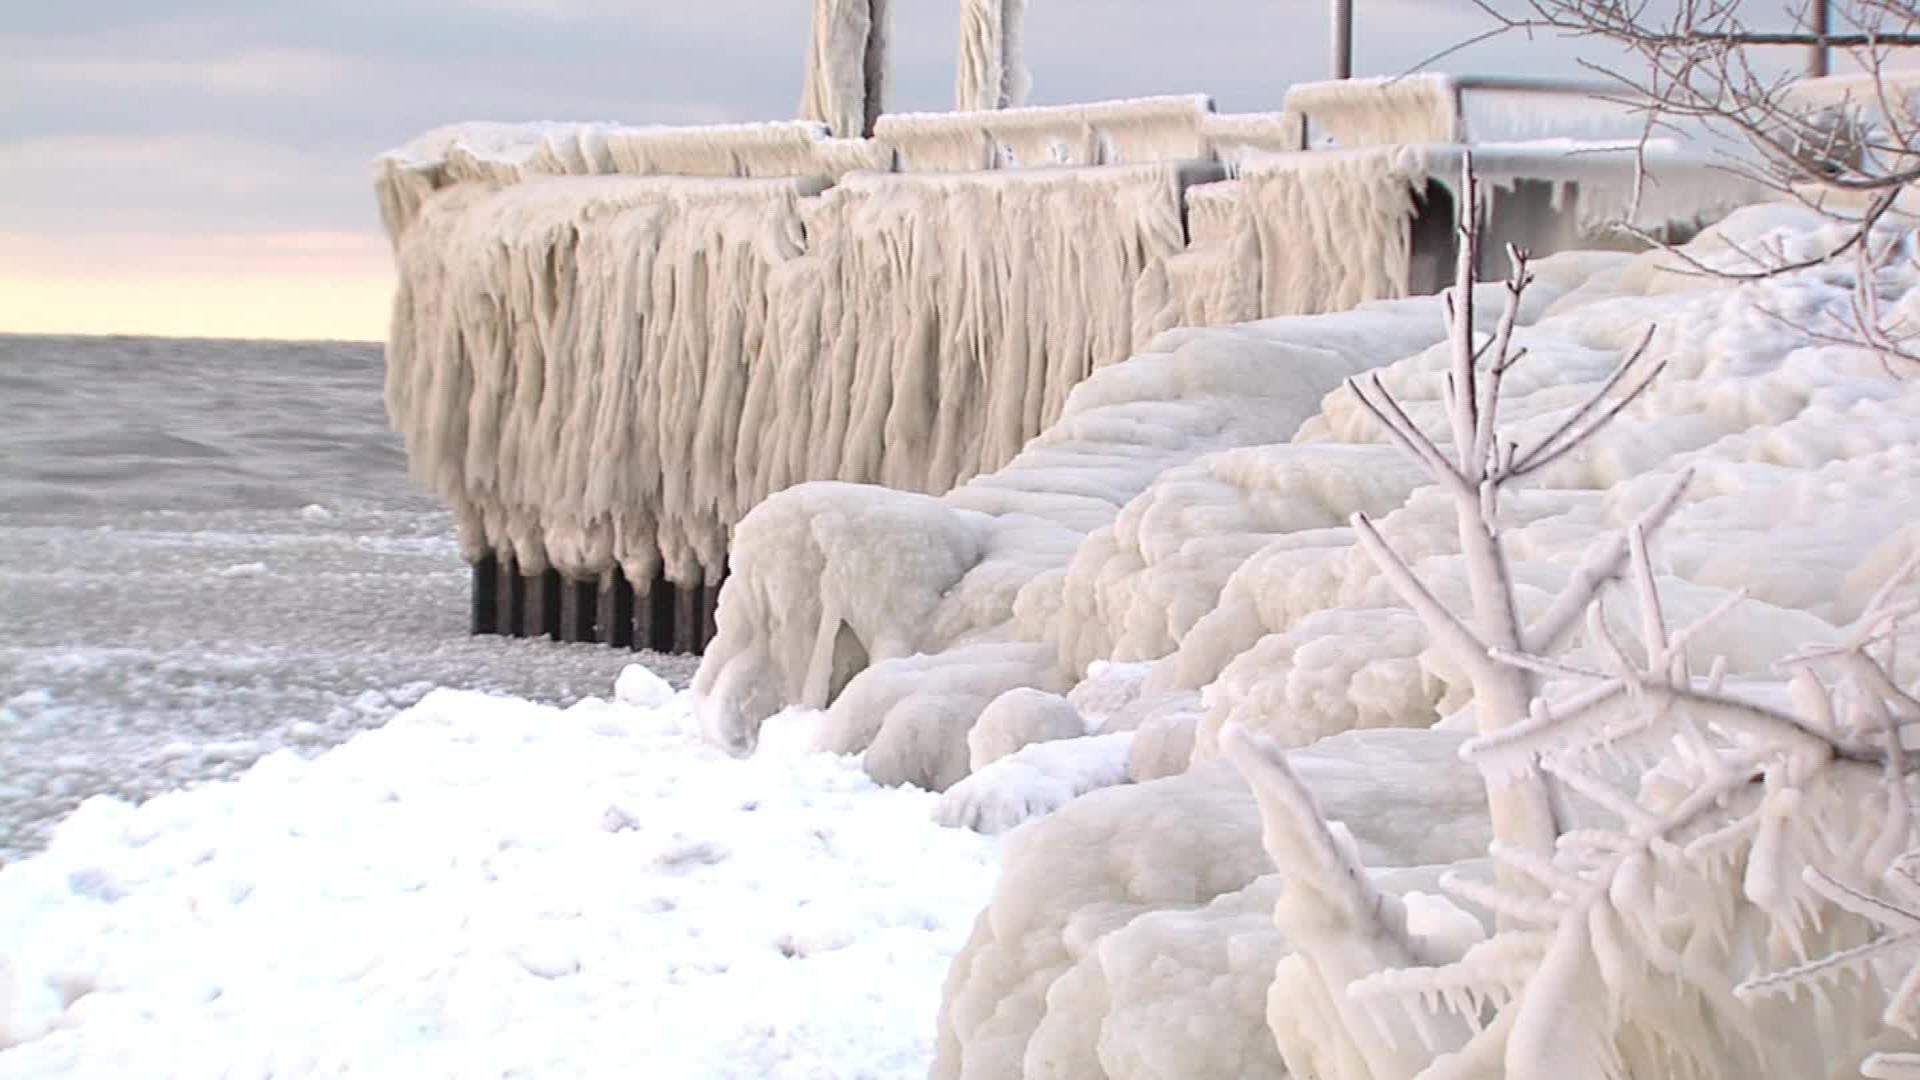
[0,333,689,858]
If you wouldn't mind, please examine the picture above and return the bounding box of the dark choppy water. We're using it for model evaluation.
[0,334,689,858]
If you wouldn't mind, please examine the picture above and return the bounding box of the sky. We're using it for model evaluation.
[0,0,1756,342]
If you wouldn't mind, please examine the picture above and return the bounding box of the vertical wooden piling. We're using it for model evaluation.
[672,580,703,655]
[471,553,500,635]
[599,571,636,648]
[519,567,558,638]
[648,570,678,653]
[559,577,597,642]
[497,556,525,637]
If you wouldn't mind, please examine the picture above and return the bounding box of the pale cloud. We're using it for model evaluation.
[0,0,1697,338]
[9,48,354,94]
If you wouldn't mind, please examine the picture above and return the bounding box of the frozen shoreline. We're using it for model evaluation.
[0,334,686,860]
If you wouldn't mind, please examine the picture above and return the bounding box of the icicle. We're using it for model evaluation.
[1744,778,1802,915]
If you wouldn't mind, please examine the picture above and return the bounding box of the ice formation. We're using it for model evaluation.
[692,291,1477,758]
[1289,74,1697,150]
[931,729,1494,1079]
[954,0,1028,113]
[1153,148,1428,326]
[1287,74,1463,148]
[377,76,1762,603]
[680,199,1920,1074]
[874,96,1212,171]
[1201,111,1305,163]
[384,162,1221,582]
[373,121,848,241]
[964,688,1084,771]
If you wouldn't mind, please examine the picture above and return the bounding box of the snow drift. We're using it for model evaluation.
[0,685,997,1076]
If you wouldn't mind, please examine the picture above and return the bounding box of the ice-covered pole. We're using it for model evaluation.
[1330,0,1353,79]
[800,0,891,137]
[956,0,1031,111]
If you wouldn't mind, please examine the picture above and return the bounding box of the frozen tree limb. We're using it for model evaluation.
[1461,0,1920,368]
[1346,153,1640,864]
[1221,725,1470,1075]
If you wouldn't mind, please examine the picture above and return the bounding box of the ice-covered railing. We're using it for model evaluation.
[1286,74,1658,147]
[1152,146,1427,326]
[374,120,876,240]
[376,98,1216,239]
[1284,75,1768,239]
[1200,111,1305,165]
[874,94,1213,170]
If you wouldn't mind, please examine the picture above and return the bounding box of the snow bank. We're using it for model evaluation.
[0,687,995,1078]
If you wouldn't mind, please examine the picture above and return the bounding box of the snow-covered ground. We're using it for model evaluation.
[0,676,995,1078]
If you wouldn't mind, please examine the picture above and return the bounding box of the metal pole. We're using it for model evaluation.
[1808,0,1830,78]
[1332,0,1353,80]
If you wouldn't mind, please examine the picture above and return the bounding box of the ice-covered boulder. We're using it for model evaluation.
[967,689,1086,772]
[933,727,1492,1079]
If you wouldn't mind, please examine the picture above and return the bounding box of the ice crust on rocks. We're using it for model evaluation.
[682,203,1920,1076]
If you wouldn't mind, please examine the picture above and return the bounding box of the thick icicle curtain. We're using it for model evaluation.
[383,164,1209,584]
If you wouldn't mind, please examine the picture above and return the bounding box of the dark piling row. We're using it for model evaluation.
[470,553,725,654]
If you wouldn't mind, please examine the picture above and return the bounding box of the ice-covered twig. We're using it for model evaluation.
[1221,725,1471,1072]
[1522,468,1693,656]
[1504,328,1666,480]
